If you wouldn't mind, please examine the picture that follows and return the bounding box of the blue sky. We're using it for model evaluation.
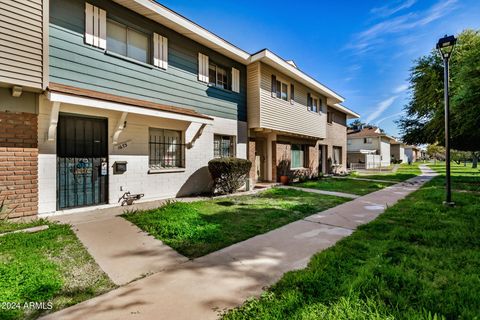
[160,0,480,137]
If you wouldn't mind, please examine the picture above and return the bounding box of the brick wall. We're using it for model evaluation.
[247,139,256,186]
[0,112,38,218]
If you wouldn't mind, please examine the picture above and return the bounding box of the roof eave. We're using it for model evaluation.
[111,0,251,64]
[250,50,345,104]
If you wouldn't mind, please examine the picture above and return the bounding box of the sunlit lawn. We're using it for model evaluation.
[294,178,394,195]
[0,221,115,320]
[123,188,348,258]
[223,163,480,319]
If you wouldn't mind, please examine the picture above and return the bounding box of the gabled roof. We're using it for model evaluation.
[347,127,395,141]
[250,49,344,105]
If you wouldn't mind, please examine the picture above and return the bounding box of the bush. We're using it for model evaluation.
[208,158,252,194]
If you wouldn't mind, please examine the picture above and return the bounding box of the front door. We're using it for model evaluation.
[57,114,108,209]
[318,145,324,174]
[255,139,266,181]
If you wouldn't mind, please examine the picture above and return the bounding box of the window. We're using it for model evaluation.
[291,144,307,168]
[309,96,319,112]
[275,80,289,101]
[214,135,235,158]
[333,146,342,165]
[209,62,229,89]
[149,128,184,169]
[107,19,149,63]
[327,111,333,124]
[364,138,372,144]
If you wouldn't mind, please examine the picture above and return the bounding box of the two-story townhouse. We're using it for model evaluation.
[347,127,395,168]
[1,0,360,218]
[246,50,359,183]
[37,0,251,215]
[0,0,48,218]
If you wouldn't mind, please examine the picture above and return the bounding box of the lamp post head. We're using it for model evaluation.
[437,34,457,60]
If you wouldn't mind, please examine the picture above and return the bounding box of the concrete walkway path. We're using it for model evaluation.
[49,201,189,285]
[332,176,399,184]
[279,185,360,199]
[43,165,436,320]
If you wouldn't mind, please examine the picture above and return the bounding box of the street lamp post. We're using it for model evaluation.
[436,34,456,206]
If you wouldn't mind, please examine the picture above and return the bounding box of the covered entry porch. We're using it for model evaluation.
[37,84,213,215]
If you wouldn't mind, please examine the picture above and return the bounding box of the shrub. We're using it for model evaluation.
[208,158,252,194]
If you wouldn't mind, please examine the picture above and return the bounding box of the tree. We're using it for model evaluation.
[398,29,480,167]
[426,144,445,162]
[348,119,364,131]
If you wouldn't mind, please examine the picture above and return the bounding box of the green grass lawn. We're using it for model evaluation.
[223,163,480,319]
[0,220,115,320]
[428,162,480,192]
[355,163,422,182]
[294,178,395,196]
[123,188,349,258]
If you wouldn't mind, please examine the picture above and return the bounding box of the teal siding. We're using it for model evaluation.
[49,0,246,121]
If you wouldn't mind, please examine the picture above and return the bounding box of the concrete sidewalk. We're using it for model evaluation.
[279,185,360,199]
[49,201,190,285]
[43,165,436,320]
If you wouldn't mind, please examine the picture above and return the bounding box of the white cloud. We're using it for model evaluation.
[346,0,458,55]
[371,0,417,18]
[365,96,398,123]
[394,83,409,93]
[375,111,404,125]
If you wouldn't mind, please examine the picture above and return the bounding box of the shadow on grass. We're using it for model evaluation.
[123,188,348,259]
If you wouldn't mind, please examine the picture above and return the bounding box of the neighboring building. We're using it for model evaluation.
[246,50,359,183]
[405,145,421,163]
[391,141,407,163]
[38,0,250,215]
[0,0,48,218]
[347,127,395,168]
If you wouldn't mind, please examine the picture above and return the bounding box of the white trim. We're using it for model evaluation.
[251,49,344,104]
[111,0,250,63]
[47,102,60,141]
[47,92,213,125]
[332,103,360,119]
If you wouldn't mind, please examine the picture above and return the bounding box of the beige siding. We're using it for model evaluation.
[324,120,348,172]
[257,62,327,139]
[0,0,47,90]
[247,62,260,128]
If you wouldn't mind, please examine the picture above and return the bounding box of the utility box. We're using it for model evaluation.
[113,161,127,174]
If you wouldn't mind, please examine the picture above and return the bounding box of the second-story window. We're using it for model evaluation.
[209,62,229,89]
[308,96,319,112]
[364,138,373,144]
[276,80,288,101]
[107,19,149,63]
